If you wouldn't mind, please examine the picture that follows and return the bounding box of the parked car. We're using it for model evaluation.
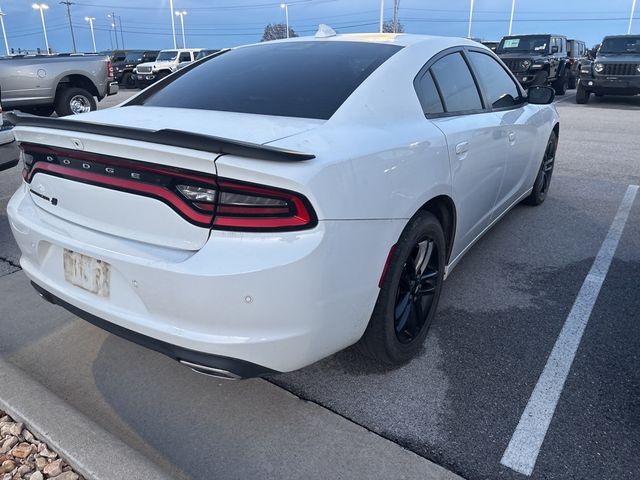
[496,34,570,95]
[133,48,201,88]
[567,39,588,88]
[0,89,18,172]
[577,35,640,103]
[177,49,223,70]
[481,40,499,52]
[114,50,159,87]
[6,34,559,378]
[0,55,118,116]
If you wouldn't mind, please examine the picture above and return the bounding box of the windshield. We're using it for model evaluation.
[497,36,549,54]
[139,41,402,120]
[600,37,640,54]
[124,52,144,63]
[156,50,178,61]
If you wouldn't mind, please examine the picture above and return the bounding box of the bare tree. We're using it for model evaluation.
[261,23,298,42]
[382,19,404,33]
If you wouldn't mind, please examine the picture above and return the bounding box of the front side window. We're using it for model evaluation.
[468,51,522,109]
[179,52,191,62]
[430,52,483,113]
[139,41,402,120]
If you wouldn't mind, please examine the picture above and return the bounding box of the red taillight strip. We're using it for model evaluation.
[28,162,213,227]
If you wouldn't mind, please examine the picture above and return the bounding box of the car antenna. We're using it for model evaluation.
[315,24,337,38]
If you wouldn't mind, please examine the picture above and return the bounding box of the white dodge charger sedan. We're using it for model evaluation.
[6,32,559,379]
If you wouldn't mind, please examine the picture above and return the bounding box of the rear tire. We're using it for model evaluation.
[122,72,134,88]
[568,74,577,89]
[524,132,557,206]
[576,82,591,104]
[54,87,96,117]
[358,212,446,365]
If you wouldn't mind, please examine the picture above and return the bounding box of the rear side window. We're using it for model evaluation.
[468,51,523,109]
[430,52,483,113]
[179,52,191,62]
[139,41,402,120]
[415,71,444,115]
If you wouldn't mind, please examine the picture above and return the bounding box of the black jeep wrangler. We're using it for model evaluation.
[577,35,640,104]
[113,50,159,88]
[496,34,570,95]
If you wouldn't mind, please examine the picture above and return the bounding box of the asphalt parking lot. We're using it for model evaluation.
[0,91,638,479]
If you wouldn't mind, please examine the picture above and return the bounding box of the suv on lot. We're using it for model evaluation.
[567,39,588,88]
[114,50,159,87]
[577,35,640,104]
[496,34,570,95]
[133,48,201,88]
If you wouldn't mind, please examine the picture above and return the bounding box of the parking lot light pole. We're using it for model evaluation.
[280,3,289,38]
[629,0,637,34]
[0,10,9,56]
[379,0,384,33]
[169,0,177,49]
[467,0,474,38]
[508,0,516,35]
[32,3,50,55]
[84,16,96,52]
[175,10,186,49]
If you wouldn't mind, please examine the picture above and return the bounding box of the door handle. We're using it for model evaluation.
[455,141,469,155]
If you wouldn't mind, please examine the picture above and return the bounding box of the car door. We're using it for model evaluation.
[417,50,506,259]
[466,49,539,214]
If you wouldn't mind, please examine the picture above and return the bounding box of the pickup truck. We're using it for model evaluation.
[0,54,118,116]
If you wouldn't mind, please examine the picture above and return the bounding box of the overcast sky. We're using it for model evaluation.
[1,0,638,53]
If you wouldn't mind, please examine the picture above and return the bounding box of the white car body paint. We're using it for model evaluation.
[7,33,559,375]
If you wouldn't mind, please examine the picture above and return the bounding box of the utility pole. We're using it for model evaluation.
[379,0,384,33]
[110,12,119,49]
[508,0,516,35]
[0,9,9,56]
[60,1,76,53]
[392,0,400,33]
[629,0,637,34]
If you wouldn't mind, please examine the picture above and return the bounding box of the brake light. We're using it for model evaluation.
[107,60,114,79]
[20,143,317,232]
[211,179,316,231]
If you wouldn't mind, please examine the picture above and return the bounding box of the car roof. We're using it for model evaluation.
[602,34,640,39]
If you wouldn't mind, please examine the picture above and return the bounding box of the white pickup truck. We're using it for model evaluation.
[133,48,201,88]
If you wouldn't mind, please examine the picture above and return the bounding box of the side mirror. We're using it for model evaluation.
[527,85,555,105]
[551,46,559,54]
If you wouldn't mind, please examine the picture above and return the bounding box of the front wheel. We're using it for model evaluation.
[358,212,446,365]
[576,82,591,104]
[553,72,568,95]
[523,132,557,206]
[54,87,96,116]
[568,74,577,90]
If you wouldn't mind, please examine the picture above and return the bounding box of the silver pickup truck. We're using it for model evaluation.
[0,55,118,117]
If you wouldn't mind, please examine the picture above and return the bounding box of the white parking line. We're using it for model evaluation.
[500,184,639,476]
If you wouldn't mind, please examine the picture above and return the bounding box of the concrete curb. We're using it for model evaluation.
[0,357,174,480]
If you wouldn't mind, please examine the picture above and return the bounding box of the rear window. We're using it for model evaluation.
[139,41,402,120]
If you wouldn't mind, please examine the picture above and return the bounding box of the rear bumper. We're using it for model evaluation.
[7,184,401,374]
[581,76,640,95]
[107,81,119,96]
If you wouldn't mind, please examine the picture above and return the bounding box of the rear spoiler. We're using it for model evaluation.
[4,112,315,162]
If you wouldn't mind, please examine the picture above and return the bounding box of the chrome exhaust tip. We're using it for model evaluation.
[179,360,242,380]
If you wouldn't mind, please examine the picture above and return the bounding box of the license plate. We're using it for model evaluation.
[63,249,110,297]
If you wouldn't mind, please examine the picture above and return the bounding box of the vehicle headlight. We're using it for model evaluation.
[594,63,604,73]
[637,64,640,73]
[521,60,531,70]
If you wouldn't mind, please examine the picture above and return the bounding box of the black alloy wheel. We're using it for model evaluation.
[358,211,446,365]
[394,238,440,343]
[524,131,557,206]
